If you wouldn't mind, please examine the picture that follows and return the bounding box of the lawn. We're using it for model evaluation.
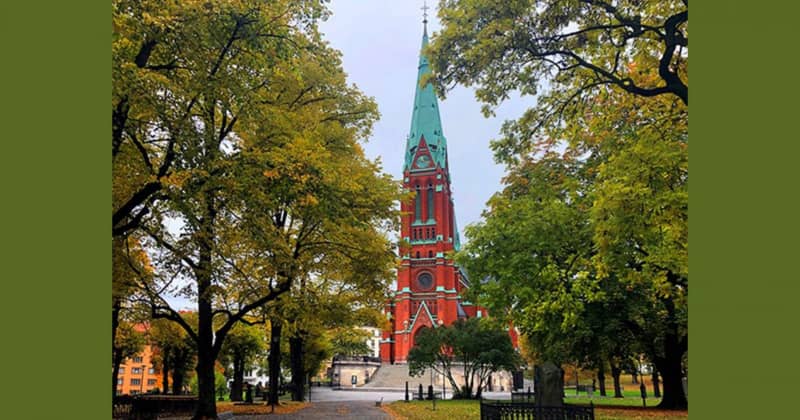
[384,399,687,420]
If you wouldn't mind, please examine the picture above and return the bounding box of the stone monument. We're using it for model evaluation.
[534,362,564,407]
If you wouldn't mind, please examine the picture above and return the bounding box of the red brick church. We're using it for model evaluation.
[380,21,518,364]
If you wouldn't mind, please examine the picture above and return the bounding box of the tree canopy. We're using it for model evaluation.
[428,0,688,164]
[408,318,522,399]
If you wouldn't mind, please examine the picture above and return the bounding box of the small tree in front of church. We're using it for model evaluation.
[408,318,522,399]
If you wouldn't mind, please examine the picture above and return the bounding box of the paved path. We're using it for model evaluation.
[234,401,391,419]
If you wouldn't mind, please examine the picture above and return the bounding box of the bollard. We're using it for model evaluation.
[640,381,647,408]
[405,381,409,402]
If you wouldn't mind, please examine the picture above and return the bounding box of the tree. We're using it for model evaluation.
[408,318,522,399]
[115,1,376,417]
[219,323,266,401]
[427,0,687,164]
[330,327,373,357]
[456,83,687,408]
[150,317,197,394]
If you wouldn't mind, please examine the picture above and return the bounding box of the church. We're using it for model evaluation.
[379,19,518,364]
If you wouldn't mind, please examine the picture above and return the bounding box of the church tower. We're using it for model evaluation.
[380,17,486,364]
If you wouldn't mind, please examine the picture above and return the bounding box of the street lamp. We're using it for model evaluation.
[140,364,147,394]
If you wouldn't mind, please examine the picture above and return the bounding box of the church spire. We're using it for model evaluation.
[422,0,429,36]
[405,8,447,173]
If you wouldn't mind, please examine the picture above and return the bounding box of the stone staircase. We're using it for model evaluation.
[363,363,451,390]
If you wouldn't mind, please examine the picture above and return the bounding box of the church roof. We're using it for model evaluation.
[405,26,447,172]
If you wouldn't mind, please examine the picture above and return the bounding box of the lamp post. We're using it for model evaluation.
[140,364,147,394]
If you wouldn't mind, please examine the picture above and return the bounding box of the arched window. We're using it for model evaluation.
[428,250,433,258]
[428,184,435,219]
[415,185,422,221]
[416,251,420,259]
[412,229,416,240]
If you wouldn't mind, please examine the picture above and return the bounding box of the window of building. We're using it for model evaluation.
[132,367,142,375]
[132,356,143,363]
[428,251,433,258]
[131,390,139,395]
[147,379,156,386]
[119,367,125,374]
[416,251,420,259]
[412,229,416,240]
[417,272,434,290]
[149,368,155,374]
[428,184,435,219]
[131,378,141,386]
[117,378,122,385]
[415,185,422,221]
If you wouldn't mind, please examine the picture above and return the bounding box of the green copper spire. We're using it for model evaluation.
[405,24,447,172]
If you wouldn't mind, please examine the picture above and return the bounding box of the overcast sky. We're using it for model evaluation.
[319,1,531,240]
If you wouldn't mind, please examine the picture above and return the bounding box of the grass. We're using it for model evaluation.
[384,400,477,420]
[384,399,687,420]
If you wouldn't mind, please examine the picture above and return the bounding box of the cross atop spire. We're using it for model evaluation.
[421,1,430,34]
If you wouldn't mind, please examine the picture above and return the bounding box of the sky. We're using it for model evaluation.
[319,0,531,241]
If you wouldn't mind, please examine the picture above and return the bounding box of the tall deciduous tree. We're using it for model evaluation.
[117,3,401,418]
[457,84,686,408]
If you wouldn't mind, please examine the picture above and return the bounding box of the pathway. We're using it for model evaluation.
[234,401,391,419]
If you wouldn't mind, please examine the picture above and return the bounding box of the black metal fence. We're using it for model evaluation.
[480,400,594,420]
[113,395,199,419]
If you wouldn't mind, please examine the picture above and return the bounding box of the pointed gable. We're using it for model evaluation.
[408,300,437,333]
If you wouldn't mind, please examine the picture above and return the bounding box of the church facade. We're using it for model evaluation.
[379,23,511,364]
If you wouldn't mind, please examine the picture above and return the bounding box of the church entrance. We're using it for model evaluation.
[412,326,429,349]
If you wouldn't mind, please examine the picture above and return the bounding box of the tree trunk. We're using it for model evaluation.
[162,352,170,394]
[172,355,186,396]
[632,371,638,384]
[192,224,218,420]
[231,354,244,401]
[112,348,124,398]
[652,369,661,398]
[268,319,283,405]
[598,363,607,397]
[655,333,688,409]
[655,291,688,410]
[289,334,305,401]
[610,362,623,398]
